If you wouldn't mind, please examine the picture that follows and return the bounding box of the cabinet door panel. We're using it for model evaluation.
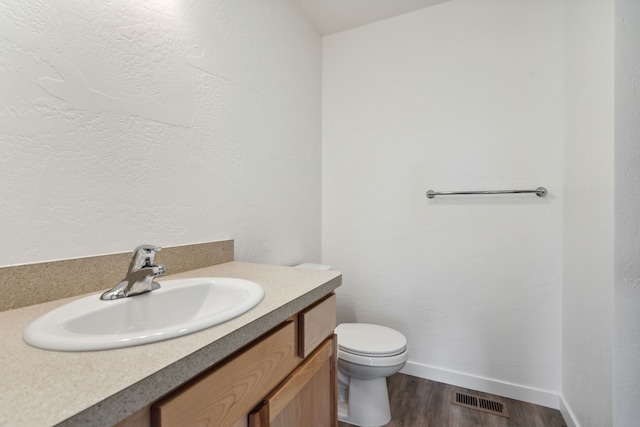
[298,294,336,357]
[249,335,337,427]
[153,321,300,427]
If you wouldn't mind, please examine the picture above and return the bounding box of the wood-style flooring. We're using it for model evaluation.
[338,374,567,427]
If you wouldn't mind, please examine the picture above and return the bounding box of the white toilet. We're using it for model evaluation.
[293,263,409,427]
[335,323,408,427]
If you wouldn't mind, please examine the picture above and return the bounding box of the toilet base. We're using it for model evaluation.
[338,377,391,427]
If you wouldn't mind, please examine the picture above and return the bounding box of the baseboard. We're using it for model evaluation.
[400,360,560,410]
[559,395,580,427]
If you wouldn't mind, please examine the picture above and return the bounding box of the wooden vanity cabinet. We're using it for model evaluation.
[117,293,337,427]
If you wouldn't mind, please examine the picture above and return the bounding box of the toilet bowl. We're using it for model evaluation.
[293,263,408,427]
[335,323,408,427]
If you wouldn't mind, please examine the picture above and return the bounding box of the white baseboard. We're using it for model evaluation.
[399,361,581,426]
[400,360,560,409]
[559,395,580,427]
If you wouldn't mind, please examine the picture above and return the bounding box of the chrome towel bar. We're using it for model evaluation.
[426,187,547,199]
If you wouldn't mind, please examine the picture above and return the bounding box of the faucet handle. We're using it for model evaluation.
[129,244,162,270]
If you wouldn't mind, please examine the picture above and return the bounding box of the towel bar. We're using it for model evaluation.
[426,187,547,198]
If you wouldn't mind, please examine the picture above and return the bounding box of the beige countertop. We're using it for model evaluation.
[0,261,341,427]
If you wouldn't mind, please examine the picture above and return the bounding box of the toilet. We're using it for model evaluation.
[294,263,409,427]
[335,323,408,426]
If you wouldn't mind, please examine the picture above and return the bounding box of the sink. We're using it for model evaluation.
[23,277,264,352]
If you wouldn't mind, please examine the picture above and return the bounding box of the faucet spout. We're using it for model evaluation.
[100,245,167,300]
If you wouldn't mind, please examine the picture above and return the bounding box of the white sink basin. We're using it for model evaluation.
[23,277,264,352]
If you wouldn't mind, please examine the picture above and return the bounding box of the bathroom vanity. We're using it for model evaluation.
[125,293,337,427]
[0,261,341,426]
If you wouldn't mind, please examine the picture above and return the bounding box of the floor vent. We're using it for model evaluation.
[451,392,509,418]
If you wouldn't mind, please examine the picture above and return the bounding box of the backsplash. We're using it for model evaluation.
[0,240,233,312]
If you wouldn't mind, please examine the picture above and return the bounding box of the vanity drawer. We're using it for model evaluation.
[152,320,300,427]
[298,293,336,358]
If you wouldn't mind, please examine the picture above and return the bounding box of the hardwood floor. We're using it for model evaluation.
[338,374,567,427]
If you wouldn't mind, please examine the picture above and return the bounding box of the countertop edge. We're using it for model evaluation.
[56,274,342,426]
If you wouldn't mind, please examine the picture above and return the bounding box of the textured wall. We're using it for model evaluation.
[0,0,322,267]
[322,0,563,406]
[562,0,615,425]
[614,0,640,425]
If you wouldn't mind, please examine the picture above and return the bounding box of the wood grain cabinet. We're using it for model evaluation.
[117,293,337,427]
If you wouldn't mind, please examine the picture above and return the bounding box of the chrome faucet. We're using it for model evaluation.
[100,244,167,300]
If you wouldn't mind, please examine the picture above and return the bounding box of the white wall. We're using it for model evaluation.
[614,1,640,426]
[562,0,615,425]
[4,2,636,424]
[323,0,564,407]
[0,0,322,267]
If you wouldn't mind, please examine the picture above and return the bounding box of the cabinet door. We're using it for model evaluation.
[298,294,336,358]
[249,335,337,427]
[152,321,300,427]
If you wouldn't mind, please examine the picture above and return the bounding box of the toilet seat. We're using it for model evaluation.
[336,323,408,366]
[338,347,409,366]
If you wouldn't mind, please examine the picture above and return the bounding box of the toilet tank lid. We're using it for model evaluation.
[294,263,332,270]
[335,323,407,357]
